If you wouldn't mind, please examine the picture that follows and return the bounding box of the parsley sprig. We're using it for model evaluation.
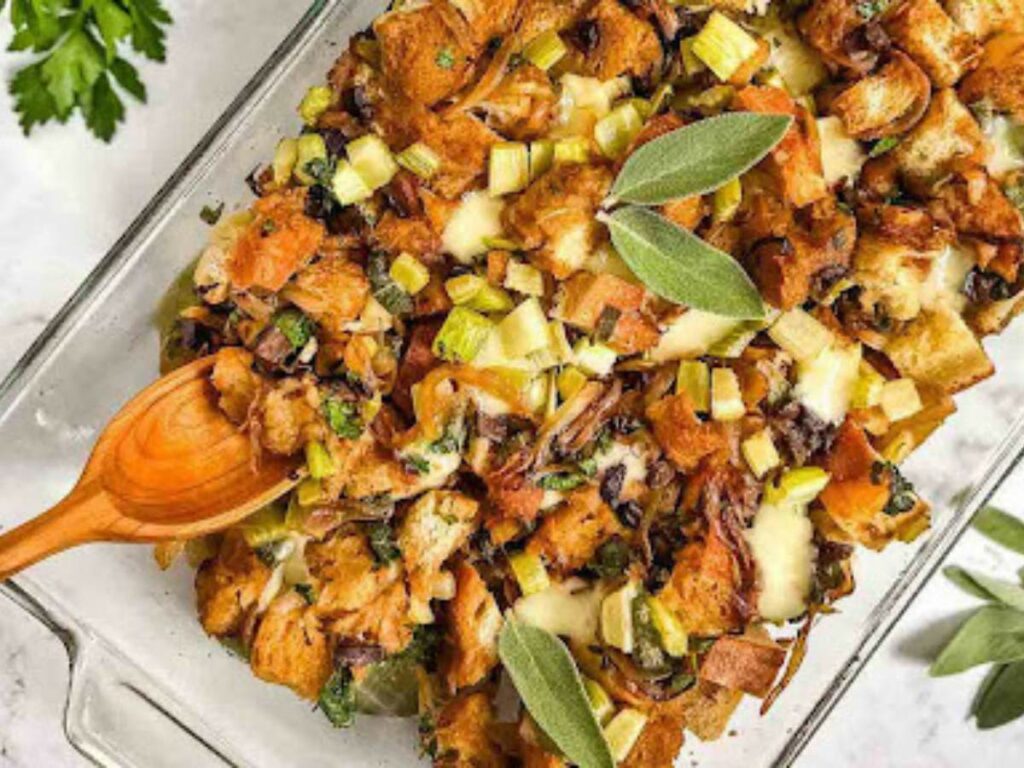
[2,0,172,141]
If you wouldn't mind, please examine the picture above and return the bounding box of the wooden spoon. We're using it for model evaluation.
[0,355,301,580]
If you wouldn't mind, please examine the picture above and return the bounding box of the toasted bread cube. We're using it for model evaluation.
[885,306,994,393]
[893,89,986,192]
[882,0,979,87]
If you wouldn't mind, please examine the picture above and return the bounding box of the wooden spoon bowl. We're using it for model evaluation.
[0,355,301,580]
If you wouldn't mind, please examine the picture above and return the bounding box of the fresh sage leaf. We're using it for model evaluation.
[944,566,1024,611]
[974,661,1024,729]
[603,205,764,319]
[973,506,1024,555]
[930,606,1024,677]
[498,620,614,768]
[608,112,792,205]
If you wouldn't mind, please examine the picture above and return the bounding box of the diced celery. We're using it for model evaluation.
[768,308,833,363]
[509,551,551,596]
[676,360,710,412]
[692,11,760,81]
[241,503,289,548]
[645,595,688,657]
[557,366,589,401]
[433,307,495,363]
[573,338,618,377]
[445,274,487,305]
[489,142,530,197]
[880,378,923,422]
[331,159,373,205]
[549,321,574,363]
[882,430,915,464]
[742,429,781,479]
[272,138,299,186]
[396,142,441,180]
[305,441,337,480]
[680,36,706,76]
[294,133,328,186]
[601,581,639,653]
[498,298,551,357]
[594,102,644,159]
[554,137,590,165]
[299,85,333,127]
[482,236,524,251]
[468,284,515,313]
[295,477,325,508]
[389,254,430,295]
[775,467,831,506]
[584,677,616,725]
[713,176,742,222]
[711,368,744,422]
[347,134,398,190]
[530,140,555,180]
[604,709,648,763]
[649,83,674,115]
[851,362,885,409]
[522,29,568,71]
[706,321,758,358]
[504,260,545,296]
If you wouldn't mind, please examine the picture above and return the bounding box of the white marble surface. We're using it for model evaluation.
[0,2,1023,767]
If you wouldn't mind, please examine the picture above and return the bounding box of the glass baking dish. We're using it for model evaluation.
[2,1,1024,766]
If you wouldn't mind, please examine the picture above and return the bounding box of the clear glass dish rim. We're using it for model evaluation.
[2,0,1024,764]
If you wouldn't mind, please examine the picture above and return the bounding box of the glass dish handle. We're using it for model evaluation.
[2,582,234,768]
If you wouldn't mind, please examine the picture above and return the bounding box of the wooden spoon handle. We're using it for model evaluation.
[0,487,117,581]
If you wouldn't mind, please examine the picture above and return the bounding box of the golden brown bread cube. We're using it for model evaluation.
[434,692,508,768]
[195,530,271,636]
[442,561,502,692]
[578,0,663,81]
[250,592,332,700]
[959,33,1024,122]
[526,487,623,573]
[828,51,931,139]
[892,89,987,192]
[943,0,1024,39]
[280,255,369,339]
[258,376,324,456]
[699,635,787,698]
[678,680,744,742]
[210,348,260,425]
[885,305,994,393]
[882,0,979,87]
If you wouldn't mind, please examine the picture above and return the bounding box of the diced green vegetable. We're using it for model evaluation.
[768,466,831,506]
[573,338,618,377]
[489,142,531,197]
[296,477,325,507]
[530,140,555,180]
[445,274,486,305]
[498,298,551,357]
[468,284,515,313]
[713,176,742,222]
[433,307,495,363]
[347,134,398,190]
[676,360,710,412]
[601,581,639,653]
[711,367,744,422]
[604,708,648,762]
[692,12,760,81]
[367,521,401,563]
[680,36,705,76]
[368,252,414,316]
[557,366,589,401]
[306,441,337,479]
[319,668,357,728]
[768,308,833,363]
[272,138,299,186]
[645,595,688,657]
[389,253,430,295]
[594,102,644,159]
[880,378,923,422]
[396,142,441,180]
[590,538,631,580]
[241,503,289,548]
[294,133,328,186]
[323,398,363,440]
[851,362,885,409]
[504,261,545,296]
[509,551,551,596]
[523,29,568,71]
[537,471,588,492]
[299,85,333,127]
[583,677,616,725]
[273,308,315,349]
[741,429,781,479]
[331,159,373,205]
[554,137,590,165]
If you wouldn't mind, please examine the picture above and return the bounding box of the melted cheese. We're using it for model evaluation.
[746,503,816,622]
[514,578,606,643]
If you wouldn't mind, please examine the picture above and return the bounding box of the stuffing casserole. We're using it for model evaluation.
[155,0,1024,764]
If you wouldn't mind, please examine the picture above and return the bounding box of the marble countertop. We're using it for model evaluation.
[0,2,1023,766]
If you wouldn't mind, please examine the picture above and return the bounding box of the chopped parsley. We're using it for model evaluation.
[871,461,918,516]
[367,522,401,564]
[435,46,456,70]
[588,536,631,579]
[404,454,432,476]
[272,308,315,349]
[323,398,363,440]
[295,583,317,605]
[869,136,901,158]
[368,251,414,316]
[199,202,224,225]
[260,218,278,236]
[537,471,588,492]
[319,668,357,728]
[856,0,890,18]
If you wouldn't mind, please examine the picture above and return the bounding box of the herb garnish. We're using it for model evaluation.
[367,521,401,564]
[5,0,173,141]
[319,668,357,727]
[199,202,224,225]
[498,620,615,768]
[323,398,363,440]
[435,46,455,70]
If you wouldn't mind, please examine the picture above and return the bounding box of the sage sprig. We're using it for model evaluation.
[930,506,1024,729]
[498,619,614,768]
[601,112,790,319]
[608,112,792,206]
[602,206,764,319]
